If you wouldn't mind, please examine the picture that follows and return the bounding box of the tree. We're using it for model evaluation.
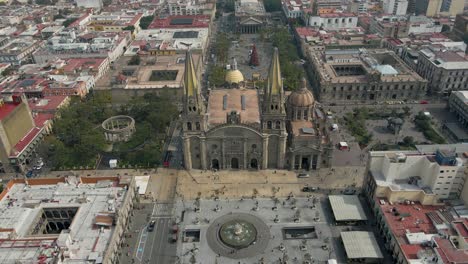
[122,25,135,32]
[249,44,260,66]
[402,136,415,147]
[139,15,154,30]
[62,18,78,27]
[264,0,281,12]
[441,24,451,33]
[208,66,226,86]
[128,55,141,65]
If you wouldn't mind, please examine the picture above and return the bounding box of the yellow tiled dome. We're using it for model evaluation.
[225,70,245,84]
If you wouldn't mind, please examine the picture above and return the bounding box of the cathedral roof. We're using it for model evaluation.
[207,89,260,126]
[266,48,283,95]
[288,78,315,107]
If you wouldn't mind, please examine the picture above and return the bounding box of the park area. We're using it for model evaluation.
[37,92,178,170]
[339,107,446,151]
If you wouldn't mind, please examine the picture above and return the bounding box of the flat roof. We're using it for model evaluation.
[0,177,128,263]
[329,195,367,221]
[341,231,383,259]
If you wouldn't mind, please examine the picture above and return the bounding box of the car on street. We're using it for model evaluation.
[171,233,178,243]
[420,100,429,104]
[147,220,156,232]
[302,186,318,192]
[26,170,33,178]
[297,173,310,178]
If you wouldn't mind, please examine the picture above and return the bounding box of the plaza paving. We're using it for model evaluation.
[174,196,342,264]
[175,167,366,200]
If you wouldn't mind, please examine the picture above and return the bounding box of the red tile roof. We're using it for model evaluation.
[62,58,106,74]
[295,27,319,38]
[400,244,425,260]
[9,127,42,157]
[434,237,468,264]
[0,103,19,121]
[379,199,442,238]
[33,113,54,127]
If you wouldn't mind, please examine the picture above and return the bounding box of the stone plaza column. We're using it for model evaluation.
[262,136,269,169]
[309,155,313,171]
[183,136,192,169]
[298,154,302,170]
[222,139,226,169]
[278,135,287,169]
[290,153,295,170]
[200,137,207,170]
[243,138,248,169]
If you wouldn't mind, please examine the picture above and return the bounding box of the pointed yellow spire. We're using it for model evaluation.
[267,48,283,95]
[184,50,198,97]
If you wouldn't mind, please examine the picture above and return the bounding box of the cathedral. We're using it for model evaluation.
[181,48,333,170]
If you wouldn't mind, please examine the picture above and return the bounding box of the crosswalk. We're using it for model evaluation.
[152,203,174,218]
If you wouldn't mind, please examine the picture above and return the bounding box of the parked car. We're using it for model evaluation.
[297,173,310,178]
[420,100,429,104]
[147,220,156,232]
[171,233,178,243]
[302,186,318,192]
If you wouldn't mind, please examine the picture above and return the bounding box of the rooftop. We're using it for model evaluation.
[207,89,260,126]
[341,231,383,259]
[0,101,19,121]
[310,48,425,84]
[0,177,128,263]
[329,195,367,222]
[148,15,210,29]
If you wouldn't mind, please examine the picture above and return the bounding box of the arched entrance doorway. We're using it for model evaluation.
[231,158,239,169]
[212,159,220,170]
[250,159,258,169]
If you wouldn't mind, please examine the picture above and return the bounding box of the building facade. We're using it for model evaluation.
[416,46,468,95]
[383,0,409,15]
[415,0,465,17]
[234,0,268,34]
[308,13,358,29]
[448,91,468,129]
[308,48,427,103]
[181,49,332,170]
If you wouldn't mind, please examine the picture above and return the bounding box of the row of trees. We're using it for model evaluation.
[269,27,304,90]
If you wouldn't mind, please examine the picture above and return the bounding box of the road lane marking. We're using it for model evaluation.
[135,228,148,261]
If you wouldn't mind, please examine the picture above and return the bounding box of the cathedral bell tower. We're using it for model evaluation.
[262,47,287,169]
[182,50,206,133]
[263,47,286,130]
[181,50,206,170]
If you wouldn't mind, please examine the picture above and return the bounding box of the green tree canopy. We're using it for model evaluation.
[139,15,154,30]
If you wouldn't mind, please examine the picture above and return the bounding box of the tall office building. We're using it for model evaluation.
[415,0,465,17]
[382,0,409,15]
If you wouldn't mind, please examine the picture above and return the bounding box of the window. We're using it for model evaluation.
[212,144,218,150]
[196,122,201,130]
[275,121,281,129]
[187,122,192,131]
[251,144,257,149]
[267,121,272,129]
[440,170,444,173]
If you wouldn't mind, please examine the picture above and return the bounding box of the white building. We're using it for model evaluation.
[0,176,137,264]
[407,15,443,35]
[75,0,103,9]
[382,0,409,15]
[367,148,467,201]
[308,13,358,29]
[283,0,305,19]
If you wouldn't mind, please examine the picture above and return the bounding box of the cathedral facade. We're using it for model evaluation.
[181,49,333,170]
